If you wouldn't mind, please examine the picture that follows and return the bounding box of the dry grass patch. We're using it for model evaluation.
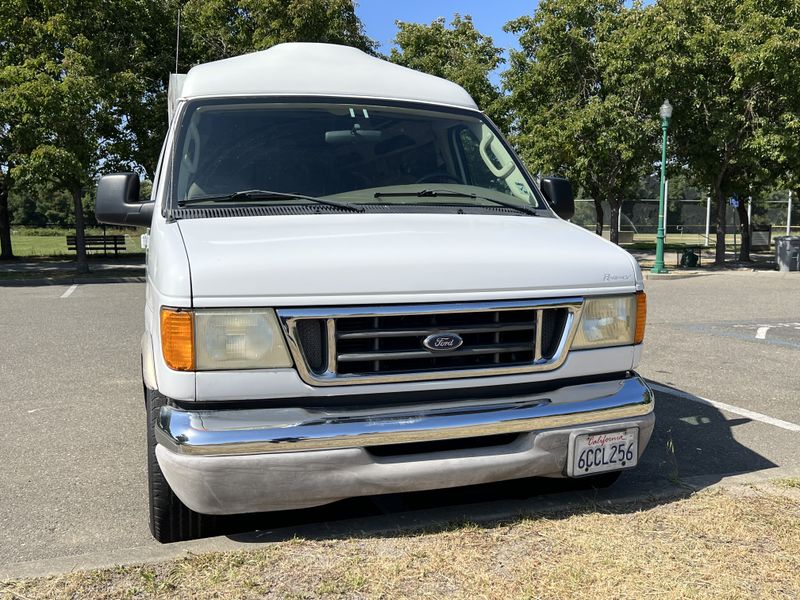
[2,483,799,599]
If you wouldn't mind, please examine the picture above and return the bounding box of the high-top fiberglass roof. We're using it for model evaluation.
[179,42,479,111]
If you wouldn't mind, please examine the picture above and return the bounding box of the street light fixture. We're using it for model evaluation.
[651,99,672,274]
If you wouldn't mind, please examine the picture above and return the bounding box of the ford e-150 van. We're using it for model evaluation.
[95,43,654,543]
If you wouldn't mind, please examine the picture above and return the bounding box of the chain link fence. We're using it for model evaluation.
[574,195,800,246]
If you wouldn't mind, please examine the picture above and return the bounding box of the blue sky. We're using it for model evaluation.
[356,1,538,83]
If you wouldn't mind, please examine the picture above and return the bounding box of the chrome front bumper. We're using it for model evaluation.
[154,375,655,515]
[156,375,654,457]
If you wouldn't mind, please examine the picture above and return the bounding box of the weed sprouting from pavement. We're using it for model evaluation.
[665,429,681,484]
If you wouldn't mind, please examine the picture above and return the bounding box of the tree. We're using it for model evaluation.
[0,127,14,259]
[182,0,376,63]
[0,1,120,272]
[0,0,22,259]
[0,1,173,268]
[114,0,377,180]
[390,14,508,131]
[628,0,800,263]
[2,0,377,267]
[503,0,657,244]
[101,0,181,180]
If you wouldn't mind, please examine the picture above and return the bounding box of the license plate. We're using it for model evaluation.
[571,428,638,476]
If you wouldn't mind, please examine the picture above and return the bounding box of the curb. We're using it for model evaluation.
[643,269,793,279]
[3,465,799,581]
[0,275,145,286]
[643,271,706,280]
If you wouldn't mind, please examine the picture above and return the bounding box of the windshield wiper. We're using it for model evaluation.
[373,189,538,216]
[178,190,364,213]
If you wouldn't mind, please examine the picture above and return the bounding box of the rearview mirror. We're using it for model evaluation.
[325,124,382,144]
[540,177,575,220]
[95,173,154,227]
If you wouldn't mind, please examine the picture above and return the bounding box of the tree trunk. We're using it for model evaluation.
[72,187,89,274]
[609,201,620,245]
[593,198,604,236]
[736,200,751,262]
[713,182,727,266]
[0,174,13,260]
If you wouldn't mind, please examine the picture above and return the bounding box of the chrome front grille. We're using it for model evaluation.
[278,299,583,386]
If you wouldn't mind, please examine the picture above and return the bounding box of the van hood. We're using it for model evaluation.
[177,214,641,306]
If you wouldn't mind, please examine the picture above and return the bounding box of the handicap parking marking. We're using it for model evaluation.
[650,382,800,433]
[59,284,78,299]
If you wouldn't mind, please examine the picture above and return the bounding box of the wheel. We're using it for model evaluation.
[146,387,216,543]
[582,470,622,489]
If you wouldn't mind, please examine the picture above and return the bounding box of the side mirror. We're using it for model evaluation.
[540,177,575,220]
[95,173,154,227]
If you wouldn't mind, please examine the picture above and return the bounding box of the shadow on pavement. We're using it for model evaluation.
[0,257,145,287]
[188,378,776,545]
[636,380,776,484]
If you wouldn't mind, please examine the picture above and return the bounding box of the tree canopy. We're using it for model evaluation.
[390,14,507,129]
[2,0,799,267]
[0,0,375,264]
[181,0,376,63]
[624,0,800,262]
[503,0,659,243]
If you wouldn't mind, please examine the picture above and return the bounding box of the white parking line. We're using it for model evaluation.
[650,382,800,433]
[60,284,78,299]
[755,326,771,339]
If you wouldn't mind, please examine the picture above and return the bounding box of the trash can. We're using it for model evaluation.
[775,236,800,272]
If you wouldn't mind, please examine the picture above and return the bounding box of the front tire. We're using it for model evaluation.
[146,388,216,543]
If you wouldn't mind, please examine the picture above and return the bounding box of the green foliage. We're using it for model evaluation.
[503,0,658,242]
[181,0,376,63]
[10,187,73,227]
[390,14,508,130]
[0,0,375,262]
[2,0,798,265]
[625,0,800,261]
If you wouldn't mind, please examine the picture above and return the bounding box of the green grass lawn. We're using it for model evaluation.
[8,228,144,258]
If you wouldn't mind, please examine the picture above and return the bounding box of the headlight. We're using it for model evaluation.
[161,307,293,371]
[572,293,646,349]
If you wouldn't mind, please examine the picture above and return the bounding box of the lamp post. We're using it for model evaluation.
[651,99,672,274]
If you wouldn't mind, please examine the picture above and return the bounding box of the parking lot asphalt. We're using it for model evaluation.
[1,272,798,575]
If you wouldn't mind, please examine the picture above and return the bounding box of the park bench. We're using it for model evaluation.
[66,234,126,256]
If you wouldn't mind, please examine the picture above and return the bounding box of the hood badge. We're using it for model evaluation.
[423,333,464,352]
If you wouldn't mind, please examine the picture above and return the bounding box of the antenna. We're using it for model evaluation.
[174,8,181,73]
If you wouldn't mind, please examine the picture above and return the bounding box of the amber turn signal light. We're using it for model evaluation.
[634,291,647,344]
[160,307,194,371]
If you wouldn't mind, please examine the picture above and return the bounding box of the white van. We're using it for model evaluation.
[96,43,654,543]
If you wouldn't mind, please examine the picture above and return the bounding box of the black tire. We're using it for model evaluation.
[146,388,217,543]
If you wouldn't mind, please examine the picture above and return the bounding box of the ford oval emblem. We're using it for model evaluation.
[423,333,464,352]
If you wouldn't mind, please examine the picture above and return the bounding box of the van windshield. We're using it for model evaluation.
[171,101,541,212]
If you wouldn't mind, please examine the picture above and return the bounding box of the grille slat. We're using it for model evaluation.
[336,322,537,340]
[279,300,581,385]
[338,343,536,363]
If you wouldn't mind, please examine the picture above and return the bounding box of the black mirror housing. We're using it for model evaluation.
[95,173,154,227]
[540,177,575,220]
